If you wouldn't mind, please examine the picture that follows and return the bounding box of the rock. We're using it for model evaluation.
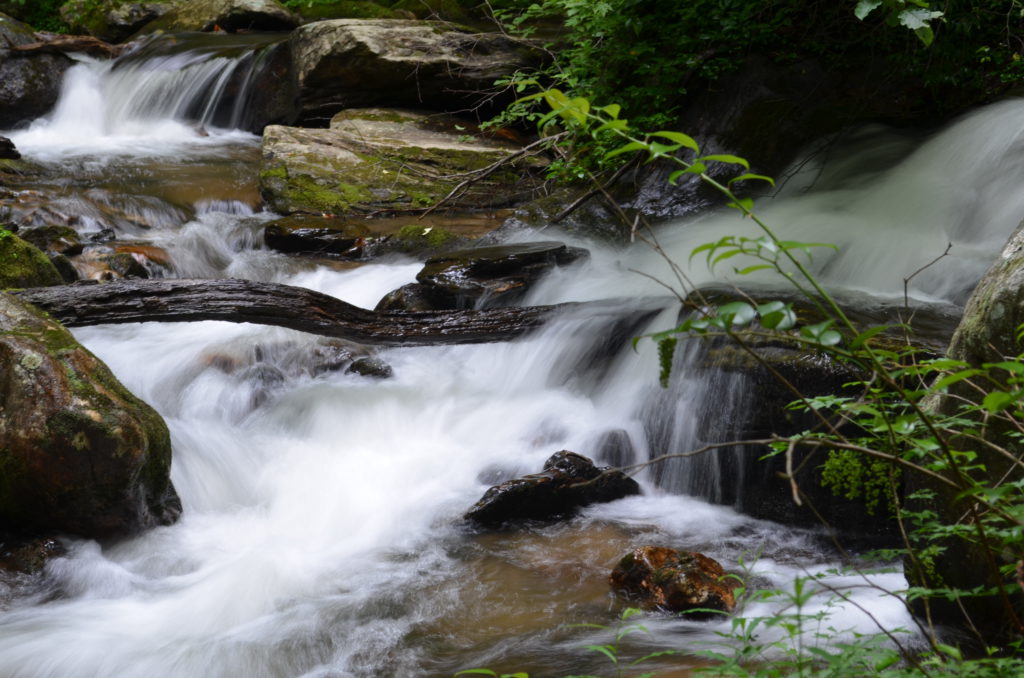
[0,12,73,128]
[374,283,439,312]
[0,230,64,289]
[263,216,370,258]
[0,136,19,160]
[48,253,79,283]
[289,20,542,121]
[18,225,83,256]
[130,0,298,36]
[905,218,1024,638]
[347,356,392,378]
[291,0,410,22]
[0,293,180,539]
[0,536,65,575]
[259,108,547,216]
[71,247,151,281]
[414,241,588,309]
[60,2,171,43]
[610,546,738,616]
[464,450,640,528]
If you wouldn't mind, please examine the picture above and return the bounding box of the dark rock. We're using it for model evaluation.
[374,283,443,312]
[592,429,635,468]
[0,293,181,539]
[0,536,65,575]
[347,356,392,379]
[464,450,640,528]
[610,546,738,616]
[0,136,19,160]
[0,12,73,128]
[415,241,589,309]
[48,253,79,283]
[19,225,83,256]
[263,217,370,257]
[289,20,544,122]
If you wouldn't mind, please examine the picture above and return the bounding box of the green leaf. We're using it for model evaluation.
[850,325,889,350]
[701,154,750,169]
[717,301,756,326]
[734,264,773,275]
[982,390,1016,413]
[727,198,754,213]
[605,141,648,160]
[935,643,963,661]
[729,172,776,186]
[584,645,619,664]
[599,103,622,119]
[650,131,699,152]
[455,670,498,677]
[594,119,630,134]
[854,0,882,20]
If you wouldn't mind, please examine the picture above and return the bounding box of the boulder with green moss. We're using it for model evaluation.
[0,230,63,289]
[0,12,72,128]
[259,108,547,215]
[0,293,181,539]
[291,0,410,22]
[289,19,542,121]
[127,0,297,36]
[59,1,172,43]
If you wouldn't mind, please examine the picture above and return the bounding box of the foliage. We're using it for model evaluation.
[2,0,70,32]
[457,84,1024,676]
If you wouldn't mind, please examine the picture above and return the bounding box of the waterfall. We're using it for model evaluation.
[6,38,1024,677]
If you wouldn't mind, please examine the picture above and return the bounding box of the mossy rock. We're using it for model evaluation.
[0,293,180,539]
[0,230,64,289]
[295,0,407,21]
[259,108,547,216]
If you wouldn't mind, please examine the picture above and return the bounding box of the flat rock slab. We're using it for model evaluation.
[259,108,547,216]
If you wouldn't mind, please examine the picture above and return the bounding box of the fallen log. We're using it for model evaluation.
[9,35,126,60]
[12,278,657,346]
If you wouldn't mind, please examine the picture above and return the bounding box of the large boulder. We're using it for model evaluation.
[129,0,298,35]
[0,293,180,539]
[0,230,63,289]
[906,219,1024,638]
[259,108,547,216]
[0,12,73,128]
[610,546,738,616]
[60,2,172,43]
[289,20,541,122]
[464,451,640,528]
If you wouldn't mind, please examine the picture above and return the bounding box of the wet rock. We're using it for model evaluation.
[0,136,19,160]
[259,108,546,216]
[48,253,80,283]
[348,356,392,378]
[610,546,738,616]
[61,1,171,43]
[464,451,640,528]
[0,537,65,575]
[0,231,63,289]
[289,20,543,122]
[0,12,73,128]
[374,282,440,312]
[0,293,181,539]
[132,0,298,36]
[414,241,588,309]
[19,225,83,256]
[263,216,370,258]
[71,247,151,281]
[291,0,411,22]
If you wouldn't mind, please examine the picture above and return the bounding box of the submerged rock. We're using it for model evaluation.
[464,451,640,528]
[259,108,546,216]
[0,231,63,289]
[289,19,541,121]
[0,536,65,575]
[0,12,73,128]
[412,241,588,310]
[0,293,181,539]
[610,546,738,616]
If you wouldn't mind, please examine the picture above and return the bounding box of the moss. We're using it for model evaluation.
[295,0,404,20]
[396,224,457,248]
[0,231,62,289]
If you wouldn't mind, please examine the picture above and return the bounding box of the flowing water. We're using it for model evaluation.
[3,35,1023,677]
